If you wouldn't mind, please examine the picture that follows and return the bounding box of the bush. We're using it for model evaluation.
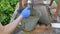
[55,0,58,4]
[0,0,18,25]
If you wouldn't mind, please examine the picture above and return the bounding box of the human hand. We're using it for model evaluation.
[20,5,31,18]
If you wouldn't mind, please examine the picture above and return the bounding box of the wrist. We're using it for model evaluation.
[19,15,23,19]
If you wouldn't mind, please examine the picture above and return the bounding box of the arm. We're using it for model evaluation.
[3,5,31,34]
[4,15,23,34]
[0,23,4,32]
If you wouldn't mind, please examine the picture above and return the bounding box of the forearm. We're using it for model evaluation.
[3,4,30,34]
[4,15,23,33]
[0,23,4,32]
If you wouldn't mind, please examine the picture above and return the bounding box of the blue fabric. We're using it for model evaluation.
[20,5,31,18]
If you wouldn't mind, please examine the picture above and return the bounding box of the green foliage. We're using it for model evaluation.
[55,0,58,4]
[0,0,18,25]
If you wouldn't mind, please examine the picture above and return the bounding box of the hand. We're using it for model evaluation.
[20,5,31,18]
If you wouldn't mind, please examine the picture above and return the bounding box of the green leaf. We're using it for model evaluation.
[0,0,18,25]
